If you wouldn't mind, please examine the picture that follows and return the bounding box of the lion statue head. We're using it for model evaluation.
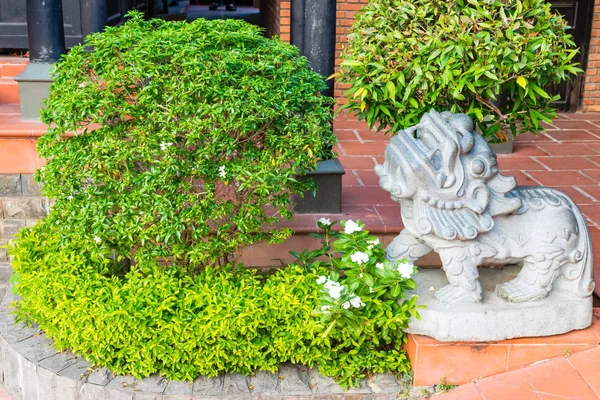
[375,110,523,241]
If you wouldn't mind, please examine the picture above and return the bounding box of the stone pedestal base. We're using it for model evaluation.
[408,268,593,342]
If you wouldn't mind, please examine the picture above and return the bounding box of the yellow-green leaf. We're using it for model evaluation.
[517,76,527,89]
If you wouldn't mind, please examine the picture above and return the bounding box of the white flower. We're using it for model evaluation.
[159,142,173,151]
[429,286,435,291]
[376,262,384,270]
[349,296,365,308]
[321,305,332,313]
[343,219,363,234]
[342,301,351,309]
[316,276,327,285]
[323,280,344,299]
[350,251,369,265]
[55,220,60,225]
[367,238,380,250]
[67,195,74,201]
[94,236,101,244]
[328,285,344,299]
[78,82,87,88]
[396,262,414,279]
[218,165,226,179]
[317,217,332,226]
[369,287,374,293]
[359,273,364,279]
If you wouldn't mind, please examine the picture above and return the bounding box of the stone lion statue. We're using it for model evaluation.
[375,110,594,305]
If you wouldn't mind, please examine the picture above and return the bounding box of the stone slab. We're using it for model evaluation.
[0,175,22,196]
[407,268,593,342]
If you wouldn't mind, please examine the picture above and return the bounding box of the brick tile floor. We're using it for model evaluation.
[428,346,600,399]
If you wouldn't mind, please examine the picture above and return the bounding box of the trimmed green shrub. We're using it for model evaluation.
[9,219,418,388]
[336,0,581,140]
[38,11,337,270]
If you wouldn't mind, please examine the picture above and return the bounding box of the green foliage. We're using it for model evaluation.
[436,377,456,393]
[291,219,421,387]
[38,11,336,270]
[337,0,582,140]
[9,219,417,388]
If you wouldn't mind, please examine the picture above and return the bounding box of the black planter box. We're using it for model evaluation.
[293,158,345,214]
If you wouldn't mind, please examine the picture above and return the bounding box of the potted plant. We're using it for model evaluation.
[335,0,582,149]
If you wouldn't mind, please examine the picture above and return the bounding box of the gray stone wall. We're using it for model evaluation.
[0,174,48,301]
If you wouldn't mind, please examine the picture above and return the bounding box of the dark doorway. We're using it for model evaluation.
[547,0,595,111]
[186,1,261,26]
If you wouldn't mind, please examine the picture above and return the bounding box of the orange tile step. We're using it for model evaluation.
[406,309,600,387]
[0,79,20,104]
[430,343,600,399]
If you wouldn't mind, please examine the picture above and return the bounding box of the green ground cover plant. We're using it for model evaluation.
[10,220,419,388]
[336,0,581,141]
[38,11,337,271]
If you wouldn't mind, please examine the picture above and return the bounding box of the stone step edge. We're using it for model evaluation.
[0,293,432,400]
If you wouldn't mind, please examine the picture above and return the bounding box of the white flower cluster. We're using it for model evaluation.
[316,275,344,299]
[343,219,363,234]
[396,261,414,279]
[343,296,365,309]
[367,238,379,250]
[350,251,369,265]
[316,276,365,310]
[159,142,173,151]
[317,217,332,226]
[218,165,226,179]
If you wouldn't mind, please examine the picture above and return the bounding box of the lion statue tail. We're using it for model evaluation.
[555,194,595,298]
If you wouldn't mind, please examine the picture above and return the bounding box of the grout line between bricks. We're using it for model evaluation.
[534,145,553,156]
[474,381,487,400]
[584,155,600,169]
[566,356,600,399]
[351,170,364,186]
[353,129,364,144]
[579,170,600,184]
[371,206,388,234]
[520,171,543,185]
[336,142,347,156]
[586,120,600,129]
[543,134,562,144]
[529,157,552,171]
[583,129,600,140]
[573,186,600,203]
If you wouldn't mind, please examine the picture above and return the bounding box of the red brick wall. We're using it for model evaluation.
[261,0,281,37]
[583,0,600,111]
[333,0,368,102]
[279,1,291,41]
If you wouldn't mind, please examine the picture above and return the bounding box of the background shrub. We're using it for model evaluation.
[38,12,336,270]
[337,0,581,140]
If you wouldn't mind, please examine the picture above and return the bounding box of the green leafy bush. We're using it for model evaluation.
[293,218,421,387]
[38,11,336,270]
[337,0,581,140]
[9,219,418,388]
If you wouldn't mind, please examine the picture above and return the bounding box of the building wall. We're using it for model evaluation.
[333,0,367,102]
[261,0,281,37]
[583,0,600,112]
[0,174,47,261]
